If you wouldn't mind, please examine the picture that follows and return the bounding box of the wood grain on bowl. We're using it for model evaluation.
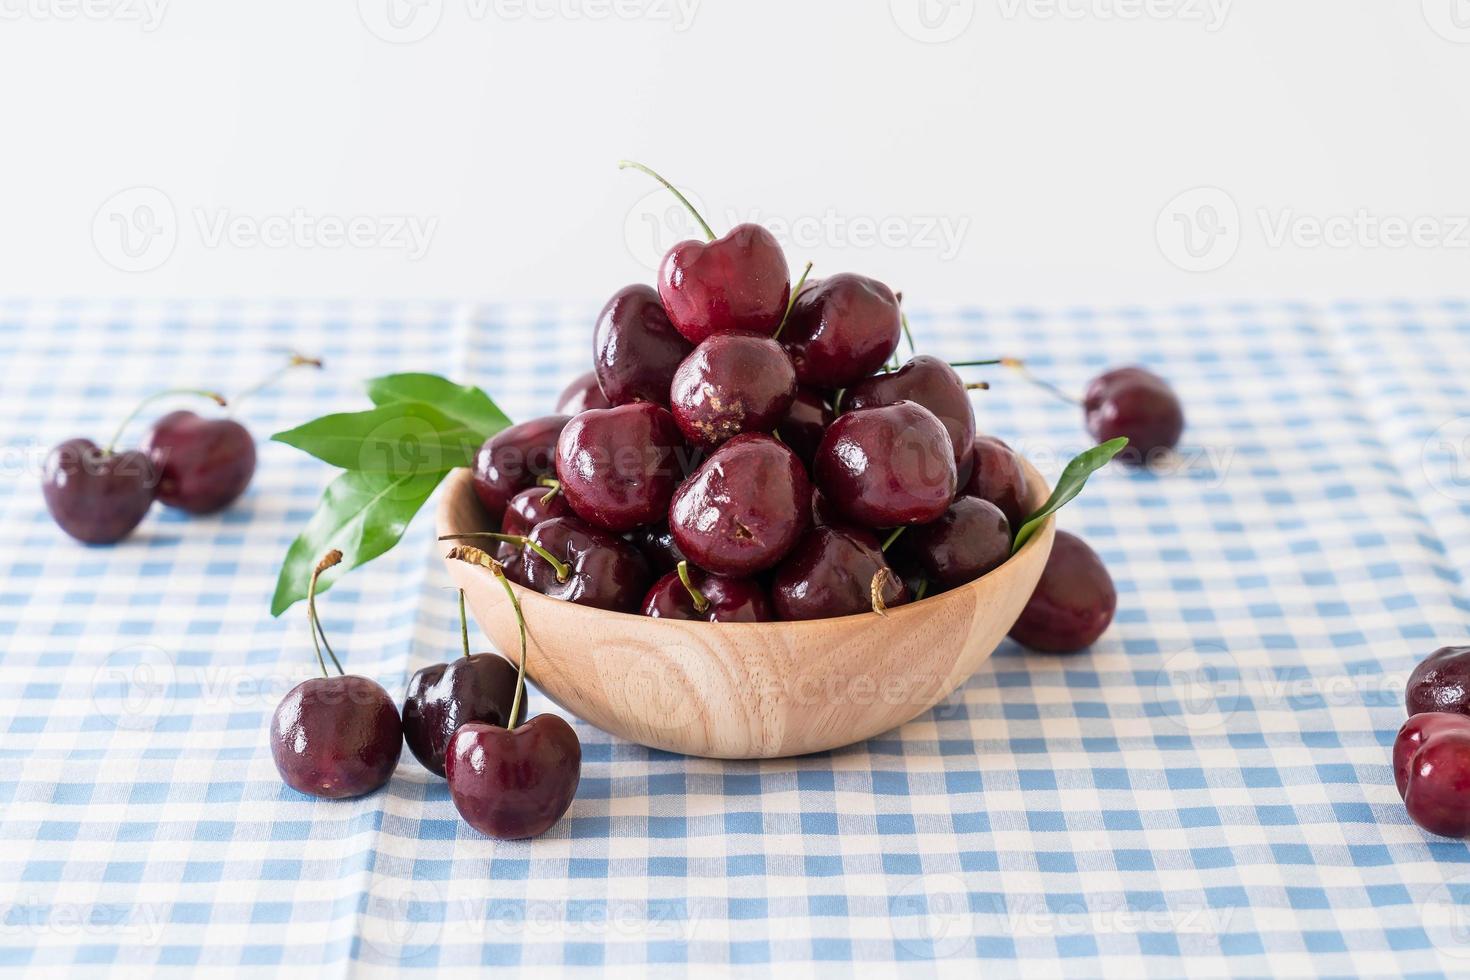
[437,459,1055,759]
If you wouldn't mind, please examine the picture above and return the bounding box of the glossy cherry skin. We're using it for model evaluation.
[594,284,692,406]
[555,403,683,533]
[140,411,256,514]
[965,435,1030,528]
[1008,531,1116,653]
[776,387,834,470]
[780,273,901,388]
[446,715,581,840]
[642,567,774,622]
[669,434,811,577]
[1406,646,1470,717]
[1083,366,1184,466]
[813,401,956,528]
[627,523,686,576]
[658,224,790,344]
[472,415,571,524]
[402,653,519,778]
[42,439,156,544]
[520,516,651,612]
[892,497,1011,591]
[771,525,911,621]
[494,487,573,581]
[670,335,797,448]
[844,356,975,478]
[1395,713,1470,838]
[270,675,403,799]
[554,371,611,415]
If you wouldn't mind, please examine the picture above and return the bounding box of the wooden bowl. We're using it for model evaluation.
[437,461,1055,759]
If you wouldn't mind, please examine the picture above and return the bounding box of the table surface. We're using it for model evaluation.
[1,299,1468,978]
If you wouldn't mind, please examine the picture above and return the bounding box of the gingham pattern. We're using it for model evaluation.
[1,299,1468,978]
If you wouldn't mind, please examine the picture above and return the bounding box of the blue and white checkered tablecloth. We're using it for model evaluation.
[1,298,1469,977]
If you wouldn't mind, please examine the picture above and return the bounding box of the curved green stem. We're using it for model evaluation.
[676,560,709,614]
[306,550,345,677]
[1003,358,1084,407]
[231,352,322,414]
[881,526,907,552]
[439,532,570,583]
[900,310,917,357]
[948,359,1006,368]
[446,546,529,728]
[618,160,715,242]
[773,261,813,340]
[457,589,470,660]
[106,388,226,455]
[915,579,929,602]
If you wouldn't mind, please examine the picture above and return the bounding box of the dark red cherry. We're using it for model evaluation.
[670,335,797,448]
[669,434,810,577]
[42,439,156,544]
[1008,531,1116,653]
[1406,646,1470,717]
[495,486,571,583]
[472,415,571,524]
[593,284,692,406]
[965,435,1030,528]
[446,714,582,840]
[520,516,651,612]
[813,401,956,527]
[891,497,1011,591]
[270,675,403,798]
[642,562,774,622]
[402,653,519,777]
[811,487,840,527]
[776,387,834,470]
[779,273,901,388]
[1395,713,1470,837]
[771,525,910,621]
[659,224,790,344]
[627,523,687,575]
[555,403,683,532]
[554,371,611,415]
[141,411,256,514]
[844,355,976,478]
[1083,366,1184,466]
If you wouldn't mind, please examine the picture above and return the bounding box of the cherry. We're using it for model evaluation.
[1083,366,1184,466]
[627,523,687,576]
[555,403,683,533]
[778,273,901,388]
[642,560,774,623]
[472,415,571,524]
[622,161,790,344]
[1406,646,1470,717]
[1008,531,1116,653]
[141,412,255,515]
[555,371,611,415]
[593,283,692,406]
[669,433,811,577]
[443,546,581,839]
[500,485,574,540]
[669,334,797,448]
[42,388,225,544]
[890,497,1011,592]
[450,517,650,612]
[844,355,977,479]
[401,590,519,777]
[813,401,956,528]
[270,551,402,798]
[811,487,840,527]
[771,525,911,621]
[1395,713,1470,838]
[776,386,834,470]
[964,435,1030,528]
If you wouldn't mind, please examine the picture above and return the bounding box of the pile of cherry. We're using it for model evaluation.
[1397,645,1470,838]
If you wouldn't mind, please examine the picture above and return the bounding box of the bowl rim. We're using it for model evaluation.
[436,458,1054,632]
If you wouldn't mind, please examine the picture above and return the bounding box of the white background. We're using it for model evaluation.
[2,0,1468,308]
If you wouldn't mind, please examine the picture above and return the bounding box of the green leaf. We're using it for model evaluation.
[270,469,446,616]
[1012,437,1129,553]
[365,373,510,435]
[271,402,485,474]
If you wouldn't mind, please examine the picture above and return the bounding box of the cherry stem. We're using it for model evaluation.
[457,588,470,660]
[539,482,562,506]
[438,532,570,583]
[900,310,917,357]
[965,381,991,391]
[676,560,709,614]
[881,526,907,552]
[915,579,930,602]
[105,388,227,455]
[618,160,715,242]
[871,568,894,617]
[773,261,813,340]
[948,359,1006,368]
[447,547,529,728]
[231,351,323,413]
[832,389,846,414]
[306,550,345,678]
[1003,358,1084,407]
